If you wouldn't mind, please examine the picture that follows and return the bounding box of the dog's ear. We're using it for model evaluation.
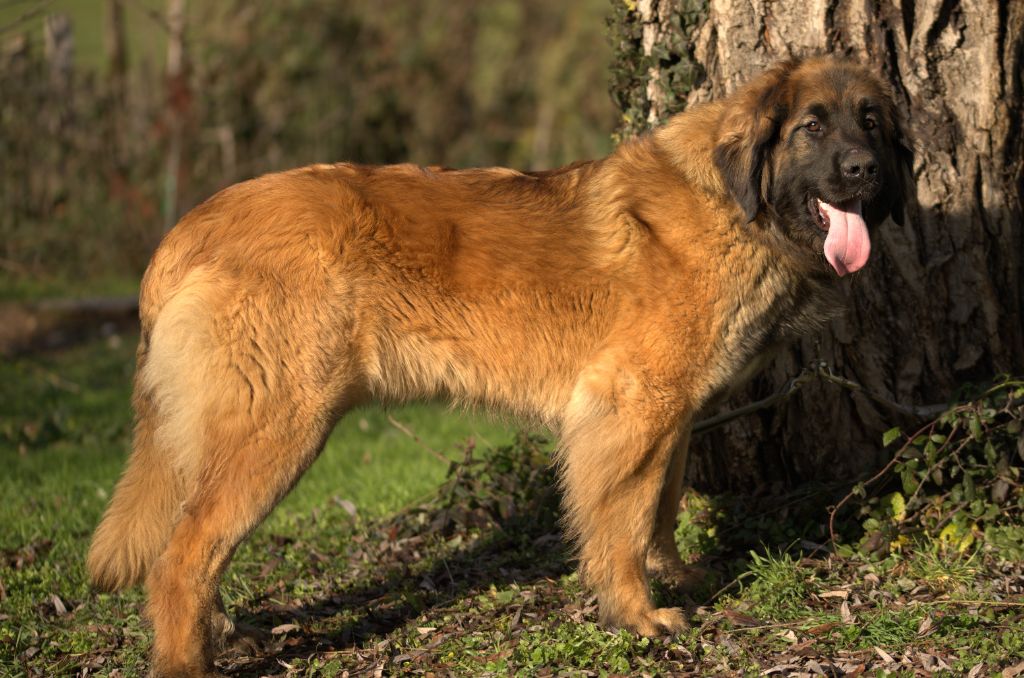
[712,63,792,223]
[886,114,916,226]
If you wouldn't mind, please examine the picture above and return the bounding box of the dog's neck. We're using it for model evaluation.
[582,123,839,407]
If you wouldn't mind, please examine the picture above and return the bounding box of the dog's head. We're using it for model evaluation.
[712,57,915,276]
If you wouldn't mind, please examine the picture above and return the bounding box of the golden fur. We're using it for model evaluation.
[88,57,908,676]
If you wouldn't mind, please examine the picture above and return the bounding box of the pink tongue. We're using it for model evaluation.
[820,199,870,276]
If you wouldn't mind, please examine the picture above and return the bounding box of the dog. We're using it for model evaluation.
[88,56,912,676]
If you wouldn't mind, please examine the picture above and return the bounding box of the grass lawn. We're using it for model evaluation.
[2,334,1023,676]
[0,1,167,75]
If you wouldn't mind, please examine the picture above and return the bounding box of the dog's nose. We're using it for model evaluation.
[841,149,878,180]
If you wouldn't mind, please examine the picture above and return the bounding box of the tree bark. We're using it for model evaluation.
[163,0,188,233]
[105,0,127,167]
[611,0,1024,490]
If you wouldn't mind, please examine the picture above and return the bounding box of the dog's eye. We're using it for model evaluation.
[805,120,821,133]
[863,115,877,131]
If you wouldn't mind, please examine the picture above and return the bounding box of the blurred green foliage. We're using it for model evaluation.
[0,0,615,292]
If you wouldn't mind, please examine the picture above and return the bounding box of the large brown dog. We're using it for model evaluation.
[89,57,911,676]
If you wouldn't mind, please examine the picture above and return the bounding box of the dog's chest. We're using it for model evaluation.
[698,264,831,409]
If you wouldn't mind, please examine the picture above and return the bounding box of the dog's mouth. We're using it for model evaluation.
[806,196,871,276]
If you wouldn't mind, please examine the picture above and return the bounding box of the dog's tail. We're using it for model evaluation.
[87,340,185,592]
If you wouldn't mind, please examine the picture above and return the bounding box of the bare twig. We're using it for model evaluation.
[692,360,949,436]
[386,415,451,466]
[814,365,950,419]
[719,619,805,634]
[827,418,938,544]
[27,362,80,393]
[0,0,54,35]
[122,0,170,32]
[692,371,815,434]
[912,599,1024,608]
[705,570,755,605]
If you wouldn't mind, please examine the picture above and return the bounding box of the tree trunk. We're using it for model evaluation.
[105,0,127,167]
[610,0,1024,491]
[163,0,188,233]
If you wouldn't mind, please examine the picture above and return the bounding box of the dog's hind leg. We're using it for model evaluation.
[645,425,707,591]
[144,391,341,677]
[130,269,358,676]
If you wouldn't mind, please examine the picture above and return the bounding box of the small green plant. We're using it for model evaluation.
[739,550,811,620]
[512,623,650,675]
[842,377,1024,559]
[386,432,560,541]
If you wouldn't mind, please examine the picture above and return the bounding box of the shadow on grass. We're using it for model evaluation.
[216,435,867,676]
[236,523,571,673]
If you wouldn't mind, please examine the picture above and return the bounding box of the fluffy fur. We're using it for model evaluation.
[88,57,911,676]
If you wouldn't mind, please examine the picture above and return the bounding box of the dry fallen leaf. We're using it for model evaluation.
[806,621,840,636]
[918,652,938,672]
[789,638,817,656]
[805,658,827,676]
[1003,660,1024,678]
[840,601,856,625]
[778,629,799,643]
[51,593,67,616]
[760,663,799,675]
[270,623,300,635]
[916,614,935,636]
[819,589,850,600]
[874,646,896,665]
[722,609,764,627]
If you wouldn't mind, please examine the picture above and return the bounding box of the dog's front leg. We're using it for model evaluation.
[559,403,689,636]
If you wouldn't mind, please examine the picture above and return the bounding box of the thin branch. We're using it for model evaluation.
[386,415,452,466]
[827,418,937,544]
[121,0,169,32]
[815,367,950,419]
[719,619,805,634]
[691,361,950,436]
[692,372,815,434]
[0,0,42,10]
[0,0,55,36]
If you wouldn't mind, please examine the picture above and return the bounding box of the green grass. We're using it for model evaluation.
[0,1,166,75]
[274,403,513,522]
[0,333,517,673]
[0,332,516,539]
[0,273,140,303]
[3,335,1024,676]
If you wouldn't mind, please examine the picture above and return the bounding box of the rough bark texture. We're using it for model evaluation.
[610,0,1024,491]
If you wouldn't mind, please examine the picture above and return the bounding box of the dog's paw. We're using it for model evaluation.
[224,623,268,657]
[209,609,268,658]
[646,606,689,635]
[606,605,689,637]
[147,665,228,678]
